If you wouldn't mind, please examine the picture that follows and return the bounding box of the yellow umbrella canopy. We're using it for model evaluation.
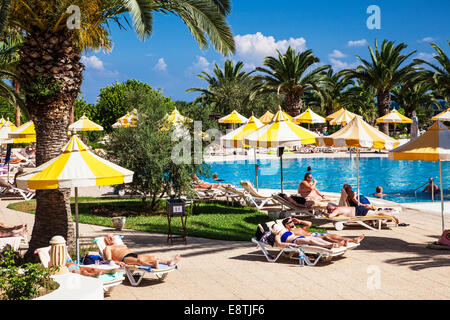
[432,108,450,122]
[326,108,353,121]
[0,117,6,127]
[389,121,449,232]
[293,108,326,124]
[113,109,138,128]
[376,109,413,124]
[329,109,358,126]
[68,115,104,132]
[220,114,264,148]
[259,111,275,124]
[8,121,36,143]
[0,119,17,143]
[218,110,248,124]
[164,107,193,125]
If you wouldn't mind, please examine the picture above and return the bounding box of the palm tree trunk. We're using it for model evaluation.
[377,91,391,135]
[17,30,84,260]
[14,81,21,126]
[285,94,303,117]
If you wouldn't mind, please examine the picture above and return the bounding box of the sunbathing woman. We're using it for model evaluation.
[192,174,230,189]
[279,193,316,208]
[324,203,399,224]
[298,173,326,202]
[281,218,365,247]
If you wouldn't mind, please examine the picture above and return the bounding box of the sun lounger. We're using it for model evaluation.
[222,186,251,206]
[94,235,177,287]
[35,246,125,292]
[252,221,356,266]
[239,181,276,210]
[271,193,326,217]
[0,236,25,251]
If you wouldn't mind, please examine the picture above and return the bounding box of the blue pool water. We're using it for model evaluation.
[204,157,449,203]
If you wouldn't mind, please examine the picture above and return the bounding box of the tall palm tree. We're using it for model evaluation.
[4,0,235,258]
[414,41,450,104]
[186,60,254,115]
[252,46,330,117]
[391,82,441,118]
[340,39,419,134]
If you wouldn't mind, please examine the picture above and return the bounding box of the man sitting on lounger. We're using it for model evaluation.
[298,173,327,204]
[103,234,180,269]
[0,222,27,238]
[281,218,365,247]
[324,203,399,224]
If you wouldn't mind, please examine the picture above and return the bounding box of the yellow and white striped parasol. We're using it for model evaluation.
[221,114,264,148]
[244,107,317,149]
[432,108,450,122]
[0,117,6,127]
[16,134,134,262]
[317,116,400,201]
[244,107,317,192]
[164,107,193,125]
[376,109,413,124]
[218,110,248,124]
[325,108,350,121]
[259,111,275,124]
[389,121,449,232]
[317,116,400,150]
[0,119,17,143]
[293,108,326,124]
[112,109,138,128]
[329,109,358,126]
[69,115,104,132]
[8,121,36,143]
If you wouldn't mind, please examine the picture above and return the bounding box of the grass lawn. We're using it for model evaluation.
[8,197,326,242]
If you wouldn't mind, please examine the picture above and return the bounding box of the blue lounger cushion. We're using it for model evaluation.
[135,263,177,273]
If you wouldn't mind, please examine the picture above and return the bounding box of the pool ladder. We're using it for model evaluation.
[414,178,438,202]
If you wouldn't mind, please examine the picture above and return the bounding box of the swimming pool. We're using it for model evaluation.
[204,156,450,204]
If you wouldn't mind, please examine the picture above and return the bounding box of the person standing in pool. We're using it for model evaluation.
[423,178,439,194]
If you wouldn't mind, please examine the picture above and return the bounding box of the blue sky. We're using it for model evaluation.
[80,0,450,104]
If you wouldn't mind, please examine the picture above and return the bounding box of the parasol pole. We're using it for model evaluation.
[357,148,360,203]
[254,148,259,191]
[439,160,445,232]
[279,147,284,194]
[75,186,80,264]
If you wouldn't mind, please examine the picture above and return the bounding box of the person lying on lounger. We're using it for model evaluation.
[64,261,120,277]
[0,222,27,238]
[279,193,315,208]
[324,203,399,224]
[281,218,365,247]
[192,174,230,189]
[343,184,374,211]
[103,234,181,269]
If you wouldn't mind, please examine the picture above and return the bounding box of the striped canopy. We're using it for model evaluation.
[0,120,17,143]
[164,107,192,125]
[317,116,400,150]
[8,121,36,143]
[376,109,413,124]
[113,109,138,128]
[0,117,6,126]
[218,110,248,124]
[329,109,358,126]
[16,135,134,190]
[388,121,450,161]
[432,108,450,122]
[326,108,355,121]
[259,111,275,124]
[244,107,317,148]
[220,114,264,148]
[69,115,103,132]
[294,108,326,124]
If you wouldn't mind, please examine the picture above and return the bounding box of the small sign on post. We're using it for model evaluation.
[166,198,187,244]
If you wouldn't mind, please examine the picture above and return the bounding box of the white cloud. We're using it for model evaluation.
[347,39,368,47]
[192,56,211,72]
[329,50,347,59]
[418,37,437,43]
[81,55,105,71]
[233,32,307,67]
[330,58,359,71]
[153,58,167,71]
[416,52,436,61]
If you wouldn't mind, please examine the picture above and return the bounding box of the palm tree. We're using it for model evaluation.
[414,41,450,104]
[4,0,235,257]
[186,60,254,115]
[340,39,419,134]
[391,82,441,118]
[252,46,330,117]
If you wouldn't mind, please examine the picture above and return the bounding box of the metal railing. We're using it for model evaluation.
[414,178,438,202]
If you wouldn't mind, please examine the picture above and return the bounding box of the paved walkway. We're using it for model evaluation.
[1,192,449,300]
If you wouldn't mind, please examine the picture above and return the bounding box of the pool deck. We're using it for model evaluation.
[1,184,449,301]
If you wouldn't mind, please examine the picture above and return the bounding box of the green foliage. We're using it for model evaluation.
[0,96,27,122]
[0,246,58,300]
[92,79,156,132]
[24,75,63,99]
[106,85,208,211]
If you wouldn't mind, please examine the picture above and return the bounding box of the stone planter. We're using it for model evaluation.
[112,217,126,231]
